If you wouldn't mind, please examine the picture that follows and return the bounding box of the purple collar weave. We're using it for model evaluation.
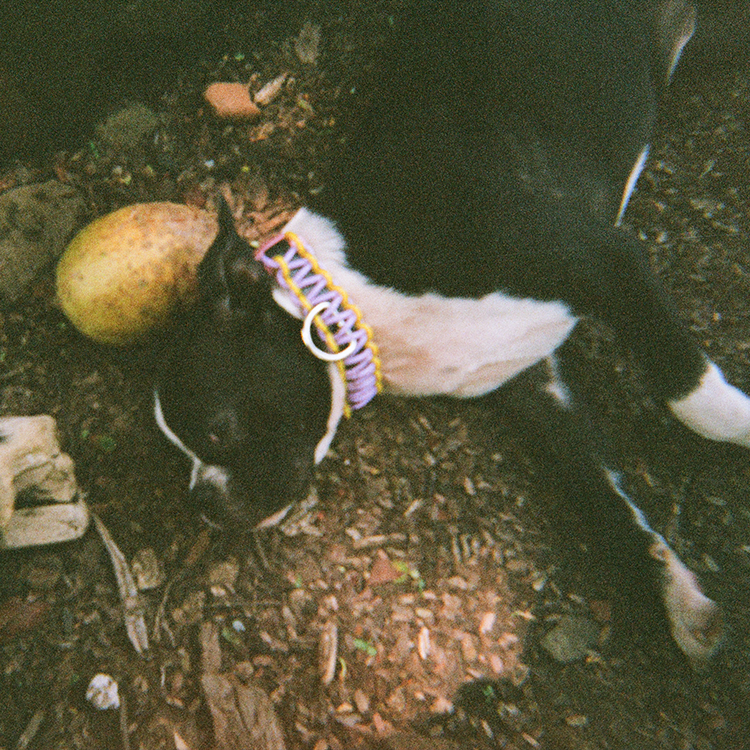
[255,231,382,415]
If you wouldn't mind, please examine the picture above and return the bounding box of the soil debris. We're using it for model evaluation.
[0,3,749,749]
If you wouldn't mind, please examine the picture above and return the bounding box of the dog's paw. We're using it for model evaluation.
[669,362,750,449]
[650,539,723,670]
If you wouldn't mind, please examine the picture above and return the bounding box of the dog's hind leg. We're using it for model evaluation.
[550,221,750,449]
[598,252,750,447]
[491,362,722,668]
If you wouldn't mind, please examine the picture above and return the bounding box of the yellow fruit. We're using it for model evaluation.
[56,202,217,346]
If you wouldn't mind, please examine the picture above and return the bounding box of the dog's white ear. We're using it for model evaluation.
[654,0,696,82]
[199,196,269,312]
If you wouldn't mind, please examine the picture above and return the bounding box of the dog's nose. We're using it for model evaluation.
[189,464,248,528]
[189,478,226,525]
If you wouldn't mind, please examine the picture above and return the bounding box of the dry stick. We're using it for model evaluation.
[153,578,176,647]
[15,709,45,750]
[119,691,132,750]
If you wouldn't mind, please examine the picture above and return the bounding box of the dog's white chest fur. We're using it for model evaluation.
[282,209,578,398]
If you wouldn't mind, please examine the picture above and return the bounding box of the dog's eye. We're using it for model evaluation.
[205,409,243,454]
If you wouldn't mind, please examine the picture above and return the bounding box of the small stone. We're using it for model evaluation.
[479,611,496,635]
[318,621,338,685]
[372,712,394,735]
[368,549,401,585]
[490,653,505,674]
[391,604,414,622]
[446,575,469,590]
[96,103,159,149]
[294,22,321,65]
[540,615,600,663]
[86,673,120,710]
[565,714,589,727]
[430,696,454,714]
[204,82,260,120]
[417,626,431,660]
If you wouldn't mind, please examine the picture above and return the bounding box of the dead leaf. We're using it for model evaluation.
[93,514,149,654]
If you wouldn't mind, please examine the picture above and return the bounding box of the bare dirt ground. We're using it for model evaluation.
[1,2,750,749]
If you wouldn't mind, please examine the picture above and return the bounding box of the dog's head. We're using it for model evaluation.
[155,200,340,529]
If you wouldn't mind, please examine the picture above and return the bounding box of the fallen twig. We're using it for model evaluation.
[16,708,45,750]
[119,691,132,750]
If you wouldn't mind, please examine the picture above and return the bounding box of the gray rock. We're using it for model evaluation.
[540,615,600,663]
[0,180,85,304]
[95,102,160,149]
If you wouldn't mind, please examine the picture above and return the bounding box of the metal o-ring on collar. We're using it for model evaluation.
[301,302,358,362]
[256,230,382,412]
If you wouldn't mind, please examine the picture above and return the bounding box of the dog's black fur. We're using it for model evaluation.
[156,0,747,666]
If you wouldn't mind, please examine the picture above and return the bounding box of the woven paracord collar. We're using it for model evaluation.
[255,231,382,415]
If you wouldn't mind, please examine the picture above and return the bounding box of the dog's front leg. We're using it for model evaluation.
[668,362,750,448]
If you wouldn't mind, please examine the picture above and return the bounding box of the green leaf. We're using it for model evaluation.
[353,638,377,657]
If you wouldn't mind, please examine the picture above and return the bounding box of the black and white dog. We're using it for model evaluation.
[155,0,746,667]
